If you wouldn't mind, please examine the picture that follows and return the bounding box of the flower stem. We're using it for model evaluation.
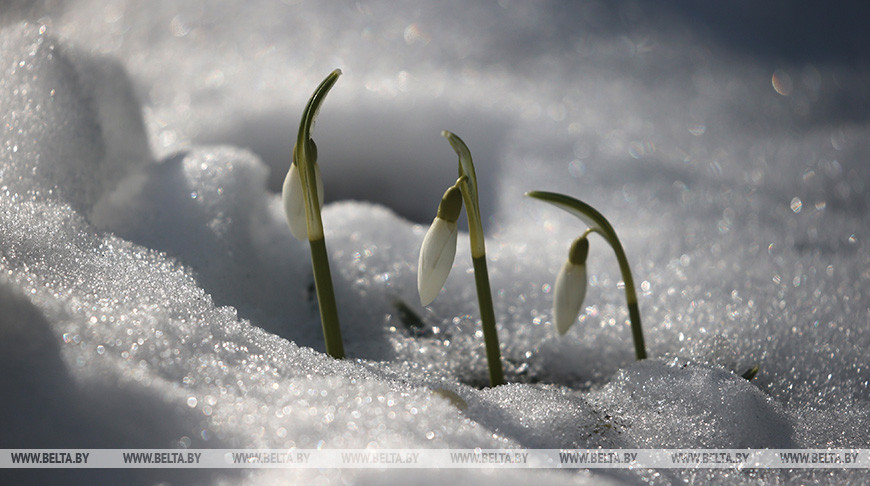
[309,237,345,358]
[442,131,505,386]
[473,254,505,387]
[612,236,646,360]
[526,191,647,360]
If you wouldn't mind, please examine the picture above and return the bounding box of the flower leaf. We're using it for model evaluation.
[294,69,341,240]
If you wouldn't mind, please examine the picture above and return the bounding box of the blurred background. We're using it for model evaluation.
[4,0,869,226]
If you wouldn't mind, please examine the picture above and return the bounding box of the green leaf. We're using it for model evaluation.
[294,69,341,240]
[441,131,487,258]
[525,191,611,240]
[441,130,480,216]
[741,365,760,381]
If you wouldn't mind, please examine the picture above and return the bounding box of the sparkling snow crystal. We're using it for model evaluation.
[2,2,869,484]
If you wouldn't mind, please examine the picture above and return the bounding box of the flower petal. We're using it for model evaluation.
[282,162,324,241]
[553,260,587,335]
[417,217,458,306]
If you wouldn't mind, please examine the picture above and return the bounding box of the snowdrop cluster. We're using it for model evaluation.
[283,71,646,380]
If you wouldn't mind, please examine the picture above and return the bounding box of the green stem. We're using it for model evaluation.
[473,255,505,387]
[612,237,646,360]
[309,237,345,359]
[526,191,647,360]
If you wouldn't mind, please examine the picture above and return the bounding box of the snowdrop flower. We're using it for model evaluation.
[282,159,324,241]
[528,190,646,359]
[418,184,463,306]
[553,236,589,335]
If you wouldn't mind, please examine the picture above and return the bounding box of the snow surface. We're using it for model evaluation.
[2,1,869,484]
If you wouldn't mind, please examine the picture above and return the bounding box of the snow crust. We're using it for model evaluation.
[2,2,869,484]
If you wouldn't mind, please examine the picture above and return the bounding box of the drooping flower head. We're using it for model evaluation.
[282,141,324,241]
[553,236,589,335]
[417,184,463,306]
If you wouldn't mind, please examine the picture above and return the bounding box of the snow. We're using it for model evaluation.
[2,1,869,484]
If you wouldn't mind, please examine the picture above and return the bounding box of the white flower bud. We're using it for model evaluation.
[553,261,587,335]
[553,236,589,336]
[417,216,458,306]
[282,162,324,241]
